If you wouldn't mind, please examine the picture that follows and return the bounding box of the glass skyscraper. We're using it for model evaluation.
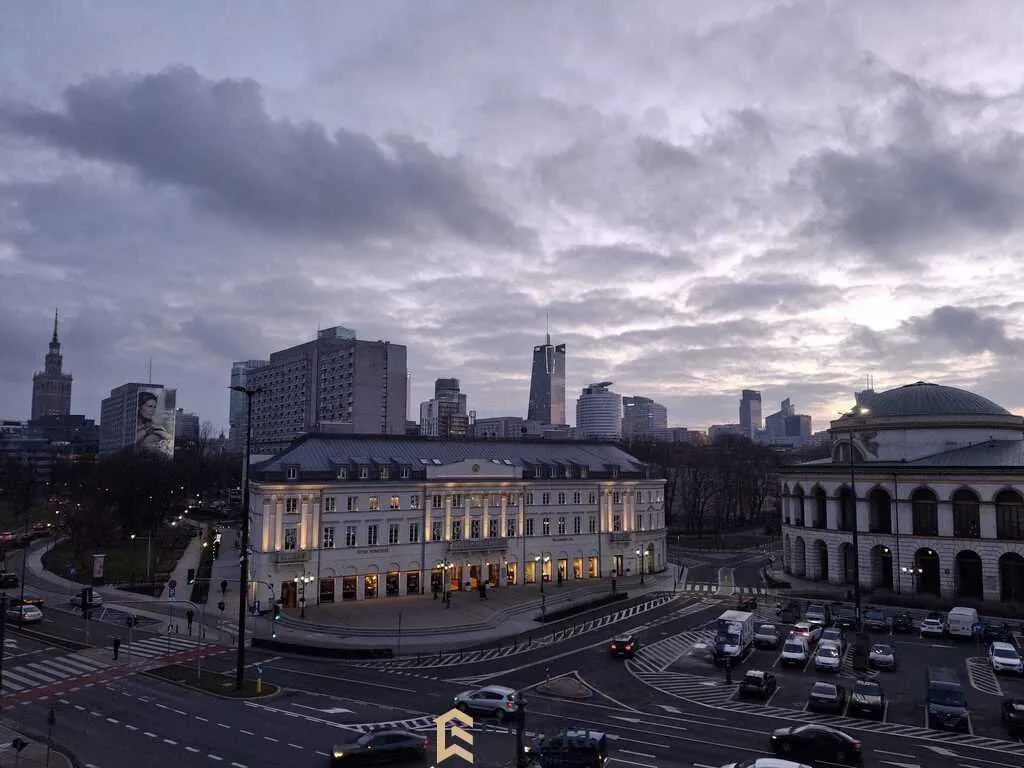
[527,332,566,425]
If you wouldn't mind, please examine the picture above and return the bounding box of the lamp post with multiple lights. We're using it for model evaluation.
[534,553,550,593]
[840,406,870,624]
[635,546,646,585]
[294,573,314,618]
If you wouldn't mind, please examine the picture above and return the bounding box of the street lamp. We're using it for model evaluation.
[228,384,262,691]
[130,533,154,584]
[901,564,923,593]
[294,573,314,618]
[635,546,645,585]
[839,406,870,625]
[534,554,549,593]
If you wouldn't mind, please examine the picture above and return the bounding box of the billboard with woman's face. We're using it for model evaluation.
[136,387,176,458]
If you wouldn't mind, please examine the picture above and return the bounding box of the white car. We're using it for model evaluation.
[5,604,43,624]
[719,759,812,768]
[790,622,822,644]
[813,641,843,673]
[780,637,811,667]
[920,615,945,638]
[989,642,1024,675]
[453,685,519,721]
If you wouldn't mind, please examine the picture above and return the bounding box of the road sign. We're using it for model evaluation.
[256,664,263,677]
[168,586,176,599]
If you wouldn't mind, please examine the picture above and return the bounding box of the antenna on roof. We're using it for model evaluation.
[545,310,551,345]
[148,357,153,385]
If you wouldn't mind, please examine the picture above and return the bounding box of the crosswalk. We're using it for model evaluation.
[678,583,768,596]
[628,630,715,674]
[2,636,212,696]
[633,670,1024,757]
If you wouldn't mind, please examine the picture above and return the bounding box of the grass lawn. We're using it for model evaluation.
[147,664,278,698]
[41,527,190,586]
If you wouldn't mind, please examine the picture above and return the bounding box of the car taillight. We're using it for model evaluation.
[625,644,632,650]
[610,644,617,650]
[851,741,861,750]
[507,700,515,709]
[423,739,430,749]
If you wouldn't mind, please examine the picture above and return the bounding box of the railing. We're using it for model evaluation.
[447,538,508,553]
[274,550,310,564]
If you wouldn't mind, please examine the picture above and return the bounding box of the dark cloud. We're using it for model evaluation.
[1,67,533,249]
[551,244,694,279]
[687,277,840,315]
[904,306,1022,356]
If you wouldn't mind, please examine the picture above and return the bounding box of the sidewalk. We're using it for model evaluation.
[159,527,207,600]
[0,721,75,767]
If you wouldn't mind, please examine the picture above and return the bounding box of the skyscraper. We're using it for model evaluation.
[739,389,762,439]
[527,332,566,425]
[229,359,268,450]
[419,377,469,438]
[31,310,73,420]
[622,396,668,438]
[576,382,622,440]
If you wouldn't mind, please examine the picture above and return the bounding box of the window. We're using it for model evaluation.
[432,494,443,509]
[525,493,534,505]
[285,498,298,513]
[508,494,518,506]
[573,516,581,535]
[911,488,939,536]
[322,526,335,549]
[557,517,566,535]
[324,496,337,513]
[388,524,400,545]
[410,495,420,509]
[542,493,550,505]
[635,513,643,531]
[389,495,401,510]
[452,494,463,508]
[337,467,348,480]
[452,520,463,540]
[572,492,581,505]
[346,496,358,512]
[400,467,410,479]
[636,490,643,503]
[409,522,420,543]
[525,519,534,536]
[345,525,357,547]
[367,525,379,546]
[580,467,588,479]
[613,492,621,505]
[489,495,499,508]
[488,519,500,538]
[951,489,980,538]
[471,495,483,508]
[283,526,297,550]
[588,492,596,505]
[506,518,517,537]
[612,515,622,532]
[557,492,565,505]
[431,520,443,542]
[359,466,369,480]
[286,467,298,480]
[588,516,597,534]
[380,466,390,480]
[647,491,653,503]
[995,490,1024,540]
[470,520,481,539]
[542,518,551,536]
[368,495,380,512]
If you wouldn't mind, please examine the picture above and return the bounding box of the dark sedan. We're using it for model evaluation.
[982,622,1015,645]
[1003,698,1024,738]
[331,730,430,766]
[807,681,846,714]
[834,609,858,630]
[610,634,639,658]
[862,609,889,632]
[770,724,863,765]
[890,612,915,634]
[848,681,886,720]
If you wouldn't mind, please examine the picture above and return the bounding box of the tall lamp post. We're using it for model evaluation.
[229,384,261,691]
[635,546,645,585]
[294,573,314,618]
[534,554,549,593]
[840,406,870,623]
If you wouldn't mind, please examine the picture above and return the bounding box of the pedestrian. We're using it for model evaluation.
[186,609,194,636]
[220,579,228,596]
[113,637,121,661]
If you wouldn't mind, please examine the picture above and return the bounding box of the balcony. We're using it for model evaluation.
[448,537,508,554]
[274,550,310,564]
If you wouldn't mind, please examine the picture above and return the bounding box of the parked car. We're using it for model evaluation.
[453,685,519,721]
[804,603,831,628]
[890,612,915,634]
[833,608,858,630]
[920,613,946,638]
[525,728,609,768]
[989,642,1024,675]
[738,670,778,701]
[609,634,639,659]
[770,724,862,765]
[780,637,811,668]
[1003,698,1024,738]
[820,628,847,654]
[754,623,783,650]
[814,643,843,673]
[790,622,822,644]
[5,604,43,624]
[868,643,897,671]
[848,681,886,720]
[862,609,889,632]
[806,681,847,714]
[982,621,1015,645]
[330,729,429,767]
[0,572,19,589]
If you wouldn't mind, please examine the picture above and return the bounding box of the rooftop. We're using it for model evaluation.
[849,381,1010,419]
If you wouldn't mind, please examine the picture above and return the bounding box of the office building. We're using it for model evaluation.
[622,396,668,439]
[247,326,408,453]
[708,423,745,442]
[248,435,666,604]
[174,409,201,443]
[30,310,72,421]
[527,332,567,425]
[576,382,622,441]
[780,381,1024,602]
[739,390,762,439]
[229,360,269,450]
[419,378,469,439]
[99,383,177,457]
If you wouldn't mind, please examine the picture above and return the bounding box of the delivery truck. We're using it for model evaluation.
[714,609,756,662]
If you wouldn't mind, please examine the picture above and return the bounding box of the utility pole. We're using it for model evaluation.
[515,693,527,768]
[229,385,261,691]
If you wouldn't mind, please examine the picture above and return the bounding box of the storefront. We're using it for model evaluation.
[406,571,420,595]
[342,574,357,600]
[364,572,379,598]
[319,576,335,603]
[386,570,400,597]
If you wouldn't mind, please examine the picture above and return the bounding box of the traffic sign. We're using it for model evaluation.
[256,665,263,677]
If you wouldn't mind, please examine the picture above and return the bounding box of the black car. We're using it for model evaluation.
[890,612,915,634]
[770,724,863,765]
[982,622,1015,645]
[848,681,885,719]
[807,681,847,714]
[609,635,639,658]
[738,670,778,701]
[0,572,19,589]
[736,596,758,611]
[862,609,889,632]
[526,728,609,768]
[1002,698,1024,738]
[834,608,858,630]
[331,729,430,766]
[777,600,801,624]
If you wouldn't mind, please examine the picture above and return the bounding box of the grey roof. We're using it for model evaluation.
[258,435,648,472]
[851,381,1010,419]
[909,439,1024,468]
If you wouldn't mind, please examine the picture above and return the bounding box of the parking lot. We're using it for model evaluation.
[672,617,1024,739]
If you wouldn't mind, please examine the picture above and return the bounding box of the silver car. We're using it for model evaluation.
[868,643,897,670]
[813,642,842,673]
[453,685,519,721]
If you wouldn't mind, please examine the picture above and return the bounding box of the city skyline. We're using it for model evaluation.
[2,2,1023,432]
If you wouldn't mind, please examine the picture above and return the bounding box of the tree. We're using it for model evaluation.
[0,455,38,525]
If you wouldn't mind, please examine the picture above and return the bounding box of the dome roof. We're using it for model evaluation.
[859,382,1010,419]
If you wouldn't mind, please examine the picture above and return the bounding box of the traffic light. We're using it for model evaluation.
[187,568,196,584]
[273,603,281,621]
[80,587,89,618]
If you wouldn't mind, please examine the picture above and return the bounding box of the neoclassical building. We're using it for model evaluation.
[780,382,1024,603]
[247,435,667,607]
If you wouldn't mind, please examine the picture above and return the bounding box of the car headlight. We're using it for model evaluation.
[333,750,345,758]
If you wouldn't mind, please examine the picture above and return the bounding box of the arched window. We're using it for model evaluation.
[995,490,1024,541]
[813,487,827,529]
[951,489,980,538]
[911,488,938,536]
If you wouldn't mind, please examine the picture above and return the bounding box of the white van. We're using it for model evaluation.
[947,607,979,639]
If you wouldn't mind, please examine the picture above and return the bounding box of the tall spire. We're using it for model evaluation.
[545,311,551,345]
[51,308,59,344]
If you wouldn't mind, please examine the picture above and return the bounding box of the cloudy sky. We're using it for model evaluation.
[3,0,1024,434]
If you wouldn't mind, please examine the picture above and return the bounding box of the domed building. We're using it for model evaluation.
[780,381,1024,603]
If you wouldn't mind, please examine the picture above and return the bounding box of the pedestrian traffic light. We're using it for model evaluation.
[187,568,196,584]
[273,603,281,621]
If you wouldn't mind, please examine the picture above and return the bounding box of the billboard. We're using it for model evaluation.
[136,386,176,458]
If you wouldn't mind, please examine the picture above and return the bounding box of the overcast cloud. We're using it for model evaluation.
[2,0,1024,433]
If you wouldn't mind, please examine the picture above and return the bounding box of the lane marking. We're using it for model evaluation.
[619,749,656,758]
[186,747,200,753]
[268,667,416,693]
[240,729,254,736]
[164,739,177,745]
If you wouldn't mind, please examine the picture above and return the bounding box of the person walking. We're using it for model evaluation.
[113,637,121,661]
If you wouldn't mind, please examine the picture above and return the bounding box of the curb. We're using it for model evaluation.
[143,667,282,702]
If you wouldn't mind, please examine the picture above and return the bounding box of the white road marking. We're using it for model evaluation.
[186,747,200,753]
[877,750,915,758]
[144,731,157,738]
[209,756,224,762]
[288,743,303,749]
[195,716,209,722]
[164,739,177,745]
[264,736,279,742]
[240,729,254,736]
[106,717,119,724]
[125,725,138,731]
[619,749,656,758]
